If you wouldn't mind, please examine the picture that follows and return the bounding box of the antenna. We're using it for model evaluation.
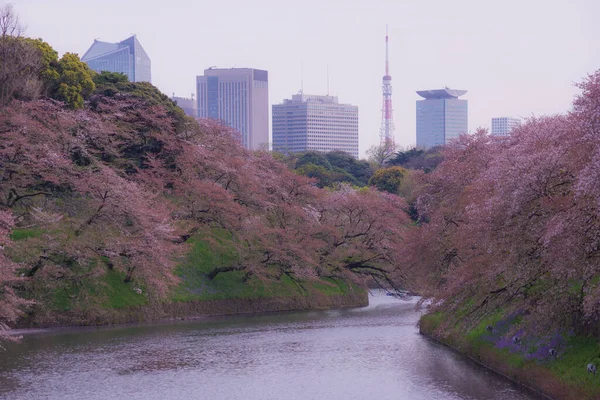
[385,24,389,76]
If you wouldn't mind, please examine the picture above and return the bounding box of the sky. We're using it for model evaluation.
[11,0,600,157]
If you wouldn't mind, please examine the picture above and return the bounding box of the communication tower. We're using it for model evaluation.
[380,25,395,145]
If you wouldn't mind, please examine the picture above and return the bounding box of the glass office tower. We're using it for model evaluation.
[196,68,269,150]
[416,88,468,149]
[82,35,151,83]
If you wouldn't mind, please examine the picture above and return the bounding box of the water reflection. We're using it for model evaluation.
[0,292,540,400]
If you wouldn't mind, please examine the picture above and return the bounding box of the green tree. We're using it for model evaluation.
[53,52,95,109]
[23,38,59,95]
[325,151,373,186]
[389,147,424,165]
[93,71,129,96]
[296,152,332,170]
[368,166,407,194]
[388,146,443,172]
[296,163,336,188]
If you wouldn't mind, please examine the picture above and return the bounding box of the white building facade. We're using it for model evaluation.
[272,93,359,158]
[491,117,521,136]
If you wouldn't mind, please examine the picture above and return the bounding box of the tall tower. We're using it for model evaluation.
[416,88,468,149]
[196,68,269,150]
[380,25,395,145]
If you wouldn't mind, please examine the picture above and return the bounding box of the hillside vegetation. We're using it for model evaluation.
[0,30,410,335]
[410,71,600,398]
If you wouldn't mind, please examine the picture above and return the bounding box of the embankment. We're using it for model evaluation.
[16,285,368,329]
[420,313,600,400]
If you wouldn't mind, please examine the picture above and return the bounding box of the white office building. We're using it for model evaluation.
[272,93,359,158]
[491,117,521,136]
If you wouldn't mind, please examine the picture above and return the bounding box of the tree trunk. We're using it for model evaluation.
[207,265,245,280]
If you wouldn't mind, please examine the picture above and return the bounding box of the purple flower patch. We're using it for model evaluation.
[482,315,567,362]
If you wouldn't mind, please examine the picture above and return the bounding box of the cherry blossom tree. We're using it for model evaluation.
[409,70,600,336]
[0,68,415,334]
[0,208,31,342]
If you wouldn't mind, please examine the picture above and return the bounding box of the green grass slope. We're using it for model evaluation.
[420,311,600,400]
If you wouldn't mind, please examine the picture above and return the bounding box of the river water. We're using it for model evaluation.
[0,292,539,400]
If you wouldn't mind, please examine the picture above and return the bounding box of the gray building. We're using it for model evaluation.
[416,88,468,149]
[272,93,359,158]
[172,95,197,118]
[196,68,268,150]
[81,35,151,83]
[491,117,521,136]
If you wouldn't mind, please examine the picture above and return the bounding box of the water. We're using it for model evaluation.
[0,292,539,400]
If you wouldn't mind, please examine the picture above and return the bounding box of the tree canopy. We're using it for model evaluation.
[405,70,600,337]
[366,141,397,169]
[388,147,443,173]
[0,5,42,106]
[0,94,410,337]
[23,37,59,96]
[53,52,95,109]
[325,151,373,186]
[92,71,188,131]
[290,151,373,188]
[368,166,407,194]
[0,7,95,110]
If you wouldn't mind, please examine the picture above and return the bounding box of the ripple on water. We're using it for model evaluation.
[0,292,540,400]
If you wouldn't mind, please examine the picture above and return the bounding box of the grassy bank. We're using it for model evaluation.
[420,312,600,400]
[16,233,367,329]
[172,234,355,302]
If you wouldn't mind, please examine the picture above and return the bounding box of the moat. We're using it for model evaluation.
[0,292,540,400]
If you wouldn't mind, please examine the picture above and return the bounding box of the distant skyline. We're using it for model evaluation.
[11,0,600,157]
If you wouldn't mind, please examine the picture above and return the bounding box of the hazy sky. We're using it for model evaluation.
[11,0,600,156]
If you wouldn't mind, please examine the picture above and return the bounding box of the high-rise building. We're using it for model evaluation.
[272,93,359,158]
[416,88,468,149]
[491,117,521,136]
[172,95,197,118]
[81,35,151,83]
[196,68,268,150]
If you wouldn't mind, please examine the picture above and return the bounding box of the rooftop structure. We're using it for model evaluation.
[416,88,468,99]
[416,87,468,149]
[82,35,151,83]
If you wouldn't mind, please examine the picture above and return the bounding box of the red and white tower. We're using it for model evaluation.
[380,25,395,145]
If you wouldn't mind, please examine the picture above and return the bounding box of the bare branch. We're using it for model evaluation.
[0,4,23,38]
